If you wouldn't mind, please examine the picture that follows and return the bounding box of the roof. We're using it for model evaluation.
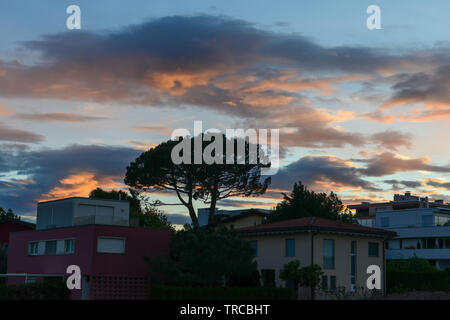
[348,200,450,210]
[0,218,36,229]
[38,197,130,205]
[237,217,396,238]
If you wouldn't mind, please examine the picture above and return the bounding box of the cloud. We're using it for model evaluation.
[370,130,412,151]
[423,178,450,190]
[357,152,450,177]
[0,122,44,143]
[15,112,107,122]
[383,179,423,189]
[0,144,140,214]
[271,155,380,192]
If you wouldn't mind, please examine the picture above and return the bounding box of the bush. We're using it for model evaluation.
[0,280,70,300]
[387,270,449,292]
[149,285,294,300]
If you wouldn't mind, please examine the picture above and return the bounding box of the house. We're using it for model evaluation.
[0,218,35,250]
[238,217,396,298]
[198,208,269,228]
[6,197,172,300]
[348,192,450,269]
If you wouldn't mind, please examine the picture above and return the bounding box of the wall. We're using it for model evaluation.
[220,214,265,229]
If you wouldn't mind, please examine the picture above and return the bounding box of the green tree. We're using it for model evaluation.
[125,135,271,228]
[0,208,20,222]
[89,188,173,229]
[146,227,257,287]
[299,264,323,300]
[268,181,354,223]
[0,246,7,275]
[279,260,302,298]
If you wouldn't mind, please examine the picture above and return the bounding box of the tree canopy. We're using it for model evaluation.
[268,181,354,223]
[125,134,271,227]
[89,188,173,229]
[0,208,20,222]
[146,227,258,287]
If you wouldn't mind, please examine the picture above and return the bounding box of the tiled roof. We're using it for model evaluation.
[237,217,396,237]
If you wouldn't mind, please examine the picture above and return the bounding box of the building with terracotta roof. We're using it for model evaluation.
[238,217,396,299]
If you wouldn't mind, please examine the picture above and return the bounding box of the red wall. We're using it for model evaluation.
[0,221,34,245]
[7,225,172,299]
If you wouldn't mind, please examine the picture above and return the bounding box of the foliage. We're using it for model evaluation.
[125,135,271,227]
[260,269,276,287]
[317,286,381,300]
[0,280,70,300]
[0,247,7,275]
[387,256,438,273]
[268,181,354,223]
[89,188,173,229]
[387,270,449,292]
[0,208,20,222]
[146,227,257,287]
[279,260,323,299]
[149,285,294,300]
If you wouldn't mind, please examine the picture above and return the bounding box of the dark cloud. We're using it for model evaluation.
[271,155,380,192]
[357,152,450,177]
[15,112,107,122]
[383,179,422,189]
[0,144,140,215]
[424,179,450,190]
[0,122,44,143]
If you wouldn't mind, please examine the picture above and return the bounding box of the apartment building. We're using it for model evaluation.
[349,192,450,269]
[238,217,395,298]
[7,197,172,300]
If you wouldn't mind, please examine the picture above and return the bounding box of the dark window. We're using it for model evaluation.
[45,240,57,255]
[249,240,258,257]
[323,239,335,269]
[368,242,379,257]
[285,239,295,257]
[321,276,328,290]
[330,276,336,291]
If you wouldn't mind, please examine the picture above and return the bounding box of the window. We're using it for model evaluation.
[64,239,75,254]
[28,242,38,256]
[321,276,328,290]
[285,239,295,257]
[45,240,57,255]
[97,237,126,254]
[422,215,433,227]
[380,217,390,227]
[249,240,258,257]
[368,242,379,257]
[330,276,336,291]
[323,239,335,269]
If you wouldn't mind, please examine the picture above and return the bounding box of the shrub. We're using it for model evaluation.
[149,285,294,300]
[386,270,449,292]
[0,280,70,300]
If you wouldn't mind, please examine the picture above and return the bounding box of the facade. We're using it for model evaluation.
[0,219,35,249]
[6,197,172,300]
[374,207,450,269]
[198,208,269,228]
[238,217,395,298]
[349,192,450,269]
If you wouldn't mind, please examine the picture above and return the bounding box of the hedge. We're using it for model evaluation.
[0,280,70,300]
[149,285,294,300]
[387,270,449,293]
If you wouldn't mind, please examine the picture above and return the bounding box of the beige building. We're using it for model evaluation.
[238,217,396,299]
[218,209,268,229]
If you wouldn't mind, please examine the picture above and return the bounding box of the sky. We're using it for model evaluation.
[0,0,449,225]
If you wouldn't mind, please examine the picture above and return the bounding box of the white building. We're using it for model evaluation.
[348,193,450,270]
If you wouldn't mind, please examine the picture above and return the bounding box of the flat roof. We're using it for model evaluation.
[38,197,130,205]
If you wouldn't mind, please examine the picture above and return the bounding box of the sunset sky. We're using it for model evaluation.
[0,0,449,224]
